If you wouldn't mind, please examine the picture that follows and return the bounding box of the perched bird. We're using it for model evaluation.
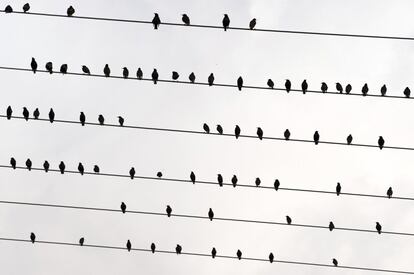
[329,221,335,231]
[10,157,16,169]
[67,6,75,17]
[236,249,242,260]
[222,14,230,31]
[156,172,162,178]
[59,161,65,174]
[286,215,292,225]
[79,112,86,126]
[237,76,243,91]
[321,82,328,93]
[346,134,353,145]
[43,160,50,172]
[333,258,338,267]
[126,240,131,251]
[257,127,263,140]
[362,83,369,96]
[30,232,36,243]
[103,64,110,77]
[285,79,291,93]
[376,222,382,234]
[93,165,100,173]
[123,67,129,79]
[172,71,179,80]
[48,108,55,123]
[203,123,210,133]
[78,163,84,175]
[284,129,291,140]
[378,136,385,150]
[216,125,223,135]
[118,116,124,126]
[274,179,280,190]
[31,57,37,73]
[404,87,411,98]
[231,175,238,187]
[23,107,29,121]
[82,65,90,75]
[336,182,341,196]
[45,62,53,74]
[79,237,84,246]
[211,247,217,258]
[380,85,387,96]
[151,69,158,84]
[267,79,274,89]
[136,68,143,79]
[182,14,190,25]
[120,202,126,213]
[336,83,343,93]
[387,187,393,199]
[269,252,274,263]
[33,108,40,119]
[23,3,30,13]
[208,208,214,221]
[129,167,135,179]
[217,174,223,187]
[166,205,172,217]
[249,18,256,30]
[208,73,214,86]
[26,158,32,171]
[313,131,320,145]
[234,125,241,139]
[6,106,12,119]
[151,243,156,253]
[5,5,13,13]
[345,84,352,94]
[190,171,196,184]
[189,72,195,83]
[60,64,68,74]
[255,177,261,187]
[301,80,308,94]
[98,114,104,125]
[152,13,161,29]
[175,244,182,254]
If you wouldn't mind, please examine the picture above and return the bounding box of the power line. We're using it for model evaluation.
[0,65,412,100]
[0,199,411,237]
[0,236,411,274]
[1,9,414,42]
[0,164,412,202]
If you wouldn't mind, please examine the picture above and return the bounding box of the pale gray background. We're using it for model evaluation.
[0,0,413,274]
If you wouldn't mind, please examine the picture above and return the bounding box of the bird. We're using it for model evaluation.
[269,252,274,263]
[120,202,126,213]
[23,107,29,121]
[6,106,12,119]
[237,76,243,91]
[31,57,37,73]
[172,71,179,80]
[329,221,335,231]
[404,87,411,98]
[118,116,124,126]
[345,84,352,94]
[182,14,190,25]
[274,179,280,190]
[362,83,369,96]
[333,258,338,267]
[43,161,49,172]
[336,83,343,93]
[176,244,182,254]
[60,64,68,74]
[208,73,214,86]
[129,167,135,179]
[284,129,291,140]
[45,62,53,74]
[249,18,256,30]
[378,136,385,150]
[48,108,55,123]
[387,187,393,199]
[78,163,84,175]
[67,6,75,17]
[380,85,387,96]
[321,82,328,93]
[231,175,238,187]
[33,108,40,119]
[203,123,210,133]
[10,157,16,169]
[136,68,143,79]
[211,247,217,258]
[98,115,104,125]
[347,134,353,145]
[285,79,291,93]
[79,112,86,126]
[59,161,65,174]
[30,232,36,243]
[257,127,263,140]
[236,249,242,260]
[151,69,158,84]
[166,205,172,217]
[267,79,274,89]
[255,177,261,187]
[26,158,32,171]
[157,172,163,178]
[336,182,341,196]
[286,215,292,225]
[234,125,241,139]
[79,237,84,246]
[189,72,195,83]
[5,5,13,13]
[301,80,308,94]
[23,3,30,13]
[313,131,320,145]
[152,13,161,29]
[93,165,100,173]
[217,174,223,187]
[208,208,214,221]
[216,125,223,135]
[222,14,230,31]
[103,64,110,77]
[123,67,129,79]
[126,240,131,251]
[82,65,90,75]
[151,243,156,253]
[190,171,196,184]
[376,222,382,234]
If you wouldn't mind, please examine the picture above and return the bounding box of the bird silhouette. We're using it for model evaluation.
[45,62,53,74]
[208,73,214,86]
[136,68,143,79]
[31,57,37,73]
[190,171,196,184]
[362,83,369,96]
[182,14,190,25]
[157,172,163,178]
[30,232,36,243]
[404,87,411,98]
[217,174,223,187]
[286,215,292,225]
[249,18,256,30]
[59,161,65,174]
[152,13,161,29]
[43,160,49,172]
[117,116,124,126]
[235,125,241,139]
[6,106,12,119]
[78,163,84,175]
[336,83,343,93]
[380,85,387,96]
[236,249,242,260]
[60,64,68,74]
[285,79,291,93]
[120,202,126,213]
[172,71,179,80]
[48,108,55,123]
[376,222,382,234]
[5,5,13,13]
[378,136,385,150]
[33,108,40,119]
[232,175,238,187]
[23,107,29,121]
[79,237,84,246]
[10,157,16,169]
[23,3,30,12]
[208,208,214,221]
[211,247,217,258]
[313,131,320,145]
[126,240,131,251]
[237,76,243,91]
[123,67,129,79]
[336,182,341,196]
[79,112,86,126]
[93,165,100,173]
[387,187,393,199]
[216,125,223,135]
[129,167,135,179]
[321,82,328,93]
[269,252,274,263]
[166,205,172,217]
[151,69,158,84]
[345,84,352,94]
[176,244,182,254]
[189,72,195,83]
[26,158,32,171]
[333,258,338,267]
[329,221,335,231]
[203,123,210,133]
[267,79,274,89]
[301,80,308,94]
[151,243,156,253]
[284,129,291,140]
[257,127,263,140]
[67,6,75,16]
[98,115,104,125]
[255,177,261,187]
[103,64,110,77]
[82,65,90,75]
[222,14,230,31]
[347,134,353,145]
[274,179,280,190]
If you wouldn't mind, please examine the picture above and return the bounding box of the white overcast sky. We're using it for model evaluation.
[0,0,414,274]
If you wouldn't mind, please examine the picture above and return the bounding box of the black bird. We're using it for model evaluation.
[378,136,385,150]
[5,5,13,13]
[208,73,214,86]
[118,116,124,126]
[347,134,353,145]
[33,108,40,119]
[404,87,411,98]
[123,67,129,79]
[301,80,308,94]
[10,157,16,169]
[79,237,84,246]
[285,79,291,93]
[234,125,241,139]
[217,174,223,186]
[120,202,126,213]
[222,14,230,31]
[31,57,37,73]
[286,215,292,225]
[249,18,256,30]
[256,127,263,140]
[269,252,274,263]
[176,244,182,254]
[255,177,261,187]
[274,179,280,190]
[203,123,210,133]
[60,64,68,74]
[362,83,368,96]
[23,107,29,121]
[98,114,104,125]
[333,258,338,267]
[313,131,320,145]
[78,163,84,175]
[376,222,382,234]
[82,65,90,75]
[23,3,30,13]
[211,247,217,258]
[172,71,179,80]
[336,182,341,196]
[136,68,143,79]
[157,172,162,178]
[231,175,238,187]
[284,129,291,140]
[208,208,214,221]
[48,108,55,123]
[236,249,242,260]
[387,187,393,199]
[182,14,190,25]
[216,125,223,135]
[67,6,75,17]
[26,158,32,171]
[151,243,156,253]
[129,167,135,179]
[190,171,196,184]
[43,160,49,172]
[93,165,100,173]
[336,83,343,93]
[151,69,158,84]
[345,84,352,94]
[103,64,110,77]
[321,82,328,93]
[267,79,274,89]
[237,76,243,91]
[380,85,387,96]
[152,13,161,29]
[59,161,65,174]
[79,112,86,126]
[6,106,12,119]
[166,205,172,217]
[329,221,335,231]
[189,72,195,83]
[126,240,131,251]
[45,62,53,74]
[30,232,36,243]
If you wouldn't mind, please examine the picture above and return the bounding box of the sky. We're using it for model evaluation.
[0,0,414,274]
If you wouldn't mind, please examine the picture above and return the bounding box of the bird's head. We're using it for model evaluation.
[154,13,158,16]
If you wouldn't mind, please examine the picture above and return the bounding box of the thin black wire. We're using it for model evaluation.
[0,65,411,100]
[0,237,411,274]
[0,164,413,202]
[1,9,414,42]
[0,199,411,237]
